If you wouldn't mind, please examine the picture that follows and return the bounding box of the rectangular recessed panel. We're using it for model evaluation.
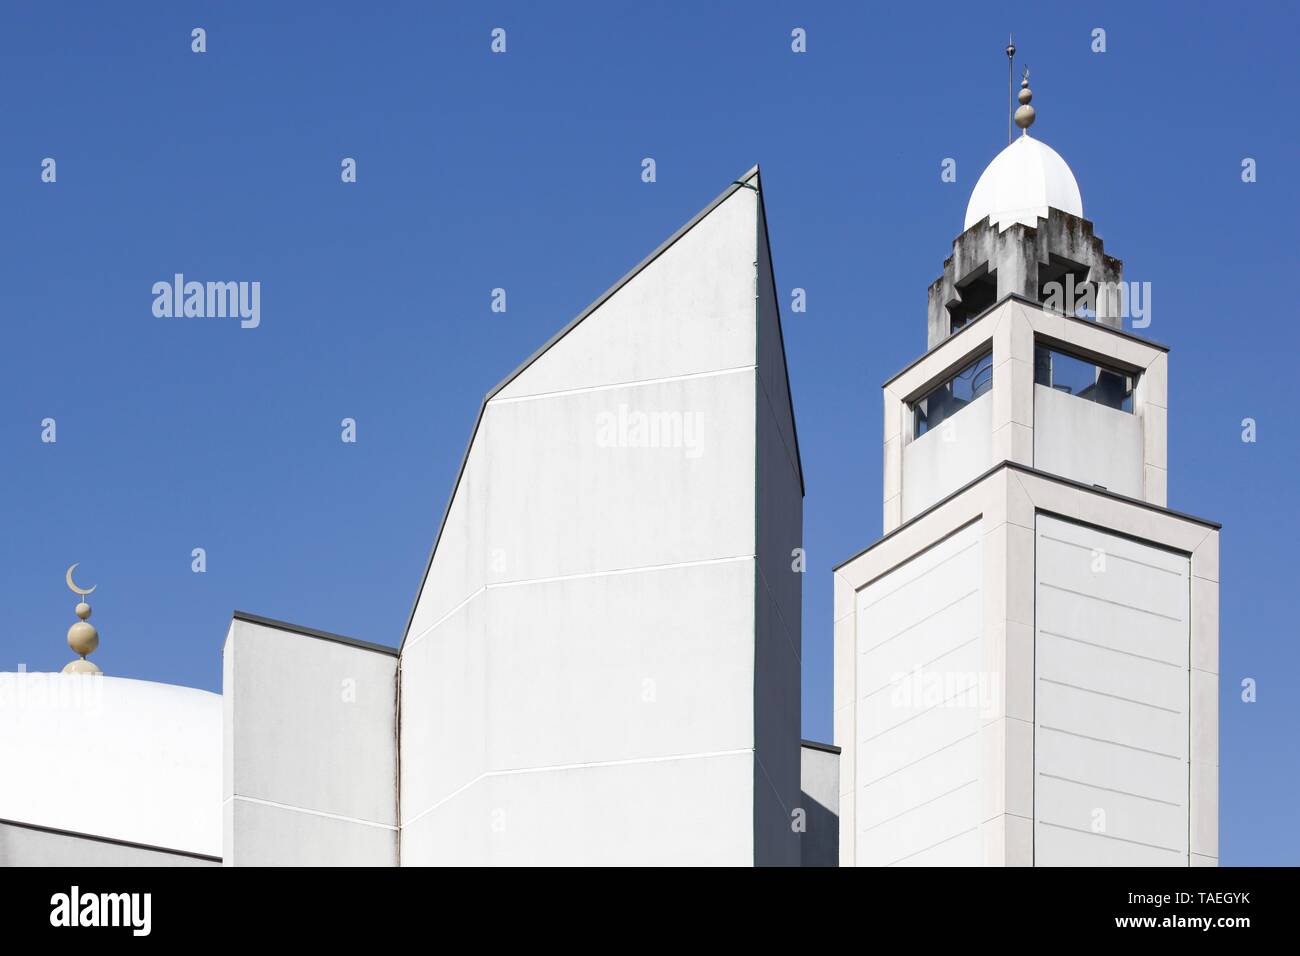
[1034,515,1190,866]
[855,521,983,867]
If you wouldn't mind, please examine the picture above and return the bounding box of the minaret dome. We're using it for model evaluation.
[964,134,1083,232]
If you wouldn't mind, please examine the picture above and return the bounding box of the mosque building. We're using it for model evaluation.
[0,57,1217,868]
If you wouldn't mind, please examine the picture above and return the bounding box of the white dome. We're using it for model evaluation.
[0,673,221,856]
[964,134,1083,232]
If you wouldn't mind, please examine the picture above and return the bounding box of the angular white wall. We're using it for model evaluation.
[400,169,803,865]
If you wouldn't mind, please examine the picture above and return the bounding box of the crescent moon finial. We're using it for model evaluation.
[62,564,102,674]
[66,563,96,597]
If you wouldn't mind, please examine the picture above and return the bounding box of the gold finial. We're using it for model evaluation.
[1014,67,1036,133]
[63,563,102,675]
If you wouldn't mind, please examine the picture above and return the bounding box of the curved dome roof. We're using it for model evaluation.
[964,134,1082,232]
[0,673,220,856]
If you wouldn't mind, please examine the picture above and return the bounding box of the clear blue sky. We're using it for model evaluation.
[3,2,1296,864]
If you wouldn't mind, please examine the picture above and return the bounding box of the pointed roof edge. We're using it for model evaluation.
[399,165,796,651]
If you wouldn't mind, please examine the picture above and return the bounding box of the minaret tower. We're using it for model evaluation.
[832,59,1220,866]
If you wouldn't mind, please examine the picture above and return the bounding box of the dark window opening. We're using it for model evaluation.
[1037,255,1094,319]
[1034,344,1134,412]
[913,351,994,438]
[947,265,998,334]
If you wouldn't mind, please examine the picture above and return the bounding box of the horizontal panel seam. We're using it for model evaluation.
[488,364,756,405]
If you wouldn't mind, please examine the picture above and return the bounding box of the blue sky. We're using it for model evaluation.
[3,2,1296,864]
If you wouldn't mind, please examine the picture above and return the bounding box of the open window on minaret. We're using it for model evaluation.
[1034,342,1135,413]
[912,349,994,437]
[1037,254,1094,319]
[947,264,998,333]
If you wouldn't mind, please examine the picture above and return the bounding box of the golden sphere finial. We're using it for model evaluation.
[67,620,98,657]
[1014,67,1036,131]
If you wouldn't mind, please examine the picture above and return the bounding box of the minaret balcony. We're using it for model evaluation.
[882,295,1169,533]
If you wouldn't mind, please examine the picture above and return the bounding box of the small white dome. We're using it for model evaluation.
[964,134,1083,232]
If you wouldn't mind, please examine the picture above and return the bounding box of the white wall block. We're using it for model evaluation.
[223,619,398,866]
[799,744,839,867]
[854,521,984,867]
[902,395,993,521]
[1034,515,1190,866]
[402,752,754,866]
[1034,385,1143,497]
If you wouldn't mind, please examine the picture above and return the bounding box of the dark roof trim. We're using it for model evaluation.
[232,610,399,657]
[801,739,841,755]
[832,460,1220,572]
[882,293,1170,390]
[0,816,222,863]
[399,165,774,652]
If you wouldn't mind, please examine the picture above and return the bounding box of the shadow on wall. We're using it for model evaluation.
[799,792,838,867]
